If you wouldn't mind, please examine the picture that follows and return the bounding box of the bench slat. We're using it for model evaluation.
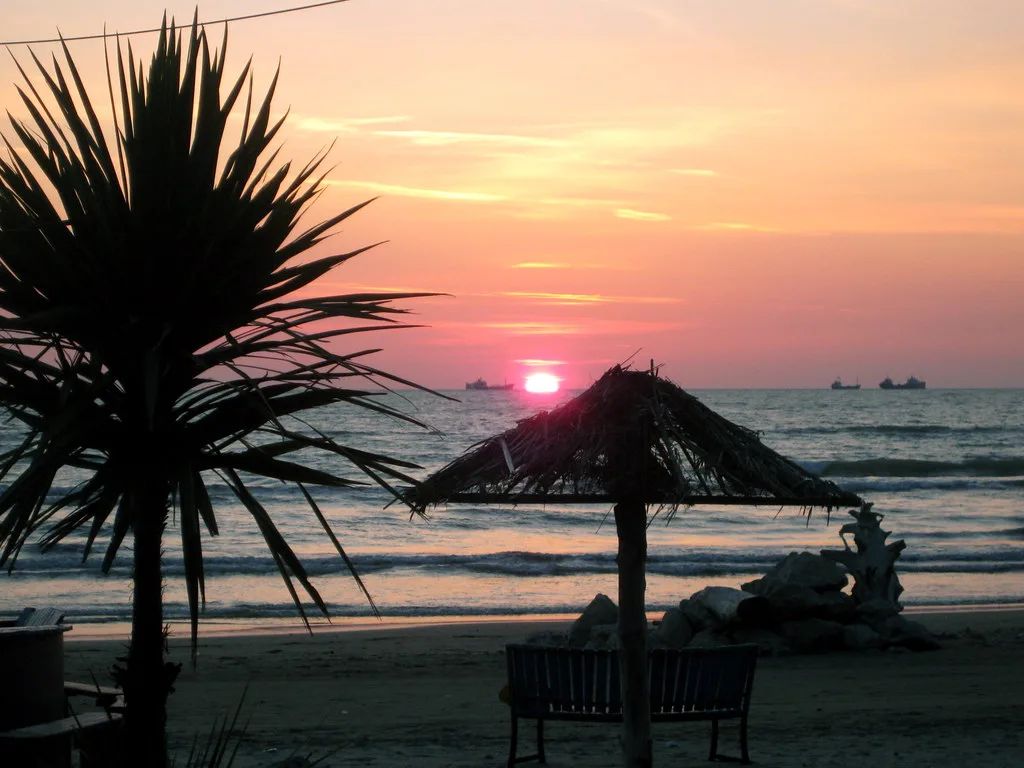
[506,644,757,720]
[0,712,121,741]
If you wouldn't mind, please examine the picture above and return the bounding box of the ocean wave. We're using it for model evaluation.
[816,457,1024,479]
[11,546,1024,581]
[786,424,1010,437]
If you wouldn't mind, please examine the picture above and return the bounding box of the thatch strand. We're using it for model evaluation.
[409,365,860,511]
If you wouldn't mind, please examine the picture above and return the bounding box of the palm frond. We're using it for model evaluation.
[0,17,441,652]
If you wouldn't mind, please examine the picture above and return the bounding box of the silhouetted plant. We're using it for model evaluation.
[0,16,435,766]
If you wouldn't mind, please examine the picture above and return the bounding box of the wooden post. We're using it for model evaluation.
[615,501,652,768]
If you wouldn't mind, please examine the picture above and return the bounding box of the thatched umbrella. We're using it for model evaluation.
[408,364,861,768]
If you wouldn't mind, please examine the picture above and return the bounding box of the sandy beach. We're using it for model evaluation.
[59,608,1024,768]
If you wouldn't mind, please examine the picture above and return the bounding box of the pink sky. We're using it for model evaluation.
[3,0,1022,389]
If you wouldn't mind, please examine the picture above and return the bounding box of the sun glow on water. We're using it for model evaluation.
[524,373,559,393]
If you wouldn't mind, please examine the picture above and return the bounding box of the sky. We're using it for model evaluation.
[2,0,1022,389]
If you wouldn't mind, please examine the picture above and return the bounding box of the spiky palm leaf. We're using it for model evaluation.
[0,20,436,756]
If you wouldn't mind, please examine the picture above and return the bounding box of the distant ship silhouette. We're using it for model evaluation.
[879,375,926,390]
[465,378,514,391]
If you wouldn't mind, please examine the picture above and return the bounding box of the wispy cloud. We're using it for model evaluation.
[538,196,630,208]
[324,179,505,202]
[508,262,611,270]
[375,130,564,148]
[615,208,671,222]
[504,291,612,305]
[482,321,584,335]
[484,319,689,336]
[698,222,780,232]
[669,168,717,177]
[503,291,681,306]
[293,115,411,133]
[515,358,568,367]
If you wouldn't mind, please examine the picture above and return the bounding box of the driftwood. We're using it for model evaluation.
[821,504,906,608]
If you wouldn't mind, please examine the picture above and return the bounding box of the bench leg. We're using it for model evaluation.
[508,714,519,767]
[508,716,546,767]
[709,719,720,761]
[740,713,750,764]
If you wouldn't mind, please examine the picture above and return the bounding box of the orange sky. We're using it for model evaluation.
[3,0,1022,389]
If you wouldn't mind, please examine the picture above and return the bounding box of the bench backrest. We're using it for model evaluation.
[15,607,66,627]
[506,644,757,718]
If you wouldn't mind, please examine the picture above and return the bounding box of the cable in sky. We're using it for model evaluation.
[0,0,354,47]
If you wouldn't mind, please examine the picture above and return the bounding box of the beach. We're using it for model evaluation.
[62,608,1024,768]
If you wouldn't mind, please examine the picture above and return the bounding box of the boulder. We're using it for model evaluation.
[842,623,883,651]
[815,591,858,624]
[734,595,776,627]
[689,586,751,626]
[524,630,568,647]
[584,623,619,650]
[569,593,619,647]
[651,607,694,649]
[876,615,942,651]
[778,618,845,653]
[855,597,902,628]
[743,551,849,595]
[687,629,733,649]
[678,597,716,632]
[730,626,790,656]
[741,582,829,621]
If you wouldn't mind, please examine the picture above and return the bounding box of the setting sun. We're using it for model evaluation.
[524,373,560,393]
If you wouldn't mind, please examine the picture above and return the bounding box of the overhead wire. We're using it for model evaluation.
[1,0,354,47]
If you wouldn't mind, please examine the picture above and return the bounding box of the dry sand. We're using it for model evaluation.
[62,609,1024,767]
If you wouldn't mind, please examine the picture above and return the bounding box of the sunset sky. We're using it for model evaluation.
[2,0,1022,389]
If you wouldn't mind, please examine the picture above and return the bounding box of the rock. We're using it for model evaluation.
[689,586,751,626]
[678,597,715,632]
[743,551,849,595]
[877,615,942,651]
[815,591,858,624]
[524,630,568,647]
[687,629,733,649]
[741,582,829,621]
[855,597,902,628]
[730,626,790,656]
[778,618,845,653]
[583,623,619,650]
[569,593,619,647]
[652,607,694,649]
[734,595,776,627]
[842,623,883,651]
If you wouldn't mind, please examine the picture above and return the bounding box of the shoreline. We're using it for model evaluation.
[61,601,1024,642]
[59,606,1024,767]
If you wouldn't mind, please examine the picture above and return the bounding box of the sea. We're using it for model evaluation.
[2,387,1023,633]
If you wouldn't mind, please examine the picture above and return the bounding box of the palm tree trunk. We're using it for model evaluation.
[615,500,652,768]
[124,483,171,768]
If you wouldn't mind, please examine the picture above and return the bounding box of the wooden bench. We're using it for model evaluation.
[0,711,123,768]
[505,643,758,766]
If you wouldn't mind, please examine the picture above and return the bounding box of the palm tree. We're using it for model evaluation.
[0,18,435,766]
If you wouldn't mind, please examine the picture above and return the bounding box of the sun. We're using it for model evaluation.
[525,373,560,393]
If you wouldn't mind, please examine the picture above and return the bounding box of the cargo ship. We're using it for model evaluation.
[879,375,926,390]
[831,377,861,390]
[465,378,515,391]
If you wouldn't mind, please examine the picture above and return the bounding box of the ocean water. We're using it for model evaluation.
[2,388,1023,629]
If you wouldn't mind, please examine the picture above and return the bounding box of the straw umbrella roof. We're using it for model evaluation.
[410,364,861,511]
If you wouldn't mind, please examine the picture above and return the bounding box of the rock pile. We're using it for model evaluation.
[535,551,940,655]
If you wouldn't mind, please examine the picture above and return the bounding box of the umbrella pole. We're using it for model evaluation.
[615,501,652,768]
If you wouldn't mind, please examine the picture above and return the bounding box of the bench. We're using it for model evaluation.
[505,643,758,766]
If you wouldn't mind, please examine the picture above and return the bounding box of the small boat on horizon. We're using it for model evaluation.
[879,375,926,390]
[465,377,515,391]
[831,377,861,390]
